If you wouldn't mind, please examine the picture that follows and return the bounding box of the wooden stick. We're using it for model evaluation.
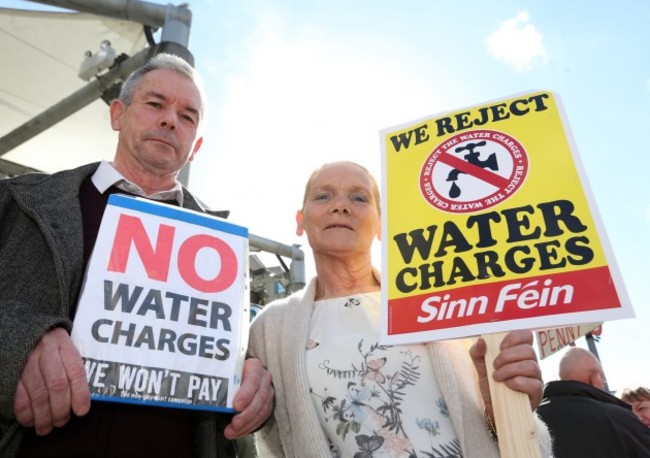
[483,331,542,458]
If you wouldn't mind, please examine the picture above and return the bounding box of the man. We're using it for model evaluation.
[0,53,273,457]
[536,347,650,457]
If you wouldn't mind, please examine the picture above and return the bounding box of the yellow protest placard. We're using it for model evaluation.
[380,91,632,345]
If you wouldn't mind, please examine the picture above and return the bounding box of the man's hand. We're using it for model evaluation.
[13,327,91,436]
[224,358,274,439]
[470,329,543,419]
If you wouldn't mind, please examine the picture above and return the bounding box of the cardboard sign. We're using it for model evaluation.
[71,194,249,412]
[536,322,602,359]
[380,91,633,344]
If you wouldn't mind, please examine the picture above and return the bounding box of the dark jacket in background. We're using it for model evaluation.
[536,380,650,458]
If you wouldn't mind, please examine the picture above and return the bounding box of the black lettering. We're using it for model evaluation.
[214,338,231,361]
[112,321,136,345]
[395,267,418,293]
[436,117,455,136]
[504,245,535,274]
[473,250,506,279]
[434,222,473,257]
[189,297,210,327]
[537,199,587,236]
[490,103,510,122]
[389,124,429,152]
[92,319,112,343]
[134,325,156,349]
[528,93,550,112]
[446,257,476,285]
[502,205,541,242]
[158,328,177,352]
[178,333,198,356]
[165,292,189,322]
[418,260,446,289]
[209,302,232,331]
[566,236,594,265]
[535,240,567,270]
[393,225,438,264]
[466,211,501,248]
[455,111,473,131]
[136,288,165,318]
[104,280,143,313]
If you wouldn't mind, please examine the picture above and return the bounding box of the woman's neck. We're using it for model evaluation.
[314,258,380,300]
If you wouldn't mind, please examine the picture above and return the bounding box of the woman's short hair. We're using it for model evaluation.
[621,386,650,403]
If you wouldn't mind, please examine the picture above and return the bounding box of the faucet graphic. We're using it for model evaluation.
[446,141,498,198]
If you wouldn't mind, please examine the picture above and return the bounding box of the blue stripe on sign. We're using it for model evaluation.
[107,194,248,238]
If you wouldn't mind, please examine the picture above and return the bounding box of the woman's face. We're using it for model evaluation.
[296,163,380,259]
[631,400,650,427]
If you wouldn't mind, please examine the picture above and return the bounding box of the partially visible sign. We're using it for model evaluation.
[380,90,633,344]
[536,322,602,359]
[71,194,249,412]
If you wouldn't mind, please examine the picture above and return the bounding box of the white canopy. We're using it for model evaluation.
[0,6,147,175]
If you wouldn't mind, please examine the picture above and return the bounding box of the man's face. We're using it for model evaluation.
[110,68,202,177]
[632,400,650,428]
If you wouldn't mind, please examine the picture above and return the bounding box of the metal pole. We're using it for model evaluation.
[249,233,306,293]
[27,0,191,47]
[586,333,611,393]
[26,0,189,29]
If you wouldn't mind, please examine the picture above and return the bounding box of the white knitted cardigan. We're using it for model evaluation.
[248,277,553,458]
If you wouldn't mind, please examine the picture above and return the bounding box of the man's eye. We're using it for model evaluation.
[314,194,330,201]
[182,114,197,125]
[351,194,369,203]
[147,101,161,108]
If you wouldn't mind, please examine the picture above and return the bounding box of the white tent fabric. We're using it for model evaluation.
[0,7,146,174]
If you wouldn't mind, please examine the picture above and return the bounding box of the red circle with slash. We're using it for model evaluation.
[419,129,529,214]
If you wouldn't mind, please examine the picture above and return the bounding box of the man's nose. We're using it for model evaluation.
[159,110,176,130]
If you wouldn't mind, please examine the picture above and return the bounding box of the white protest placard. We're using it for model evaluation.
[536,322,602,359]
[71,194,249,413]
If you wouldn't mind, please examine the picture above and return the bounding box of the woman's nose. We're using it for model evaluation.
[330,197,350,213]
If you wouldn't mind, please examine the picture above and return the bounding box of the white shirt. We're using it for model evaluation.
[91,160,184,205]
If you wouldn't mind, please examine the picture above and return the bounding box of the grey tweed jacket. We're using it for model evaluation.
[0,162,235,457]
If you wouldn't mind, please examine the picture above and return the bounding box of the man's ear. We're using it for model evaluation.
[375,219,382,240]
[189,136,203,161]
[109,99,125,131]
[296,210,304,236]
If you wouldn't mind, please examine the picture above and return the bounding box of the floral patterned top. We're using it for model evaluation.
[306,292,464,458]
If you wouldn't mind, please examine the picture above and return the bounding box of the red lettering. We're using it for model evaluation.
[548,331,558,354]
[107,214,175,281]
[538,330,549,358]
[178,234,237,293]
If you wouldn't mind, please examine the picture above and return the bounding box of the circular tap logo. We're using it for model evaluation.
[419,129,529,213]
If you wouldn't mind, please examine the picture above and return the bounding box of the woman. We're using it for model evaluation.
[621,387,650,428]
[249,161,552,457]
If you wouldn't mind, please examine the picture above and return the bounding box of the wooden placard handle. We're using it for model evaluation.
[483,331,542,458]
